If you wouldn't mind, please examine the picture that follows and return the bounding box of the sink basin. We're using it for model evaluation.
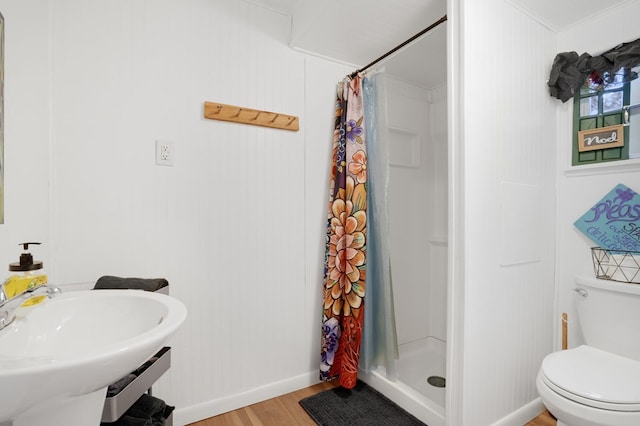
[0,289,187,425]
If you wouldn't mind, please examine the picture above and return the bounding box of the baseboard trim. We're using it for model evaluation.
[173,371,320,425]
[491,397,546,426]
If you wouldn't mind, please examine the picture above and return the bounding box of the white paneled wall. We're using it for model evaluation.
[0,1,51,269]
[8,0,640,425]
[458,0,557,424]
[555,1,640,354]
[50,4,309,421]
[0,0,347,424]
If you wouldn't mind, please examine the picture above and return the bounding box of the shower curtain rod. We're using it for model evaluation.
[351,14,448,77]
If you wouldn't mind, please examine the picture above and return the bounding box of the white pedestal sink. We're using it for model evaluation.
[0,289,187,426]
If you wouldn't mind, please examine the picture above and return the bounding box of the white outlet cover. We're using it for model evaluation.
[155,140,174,166]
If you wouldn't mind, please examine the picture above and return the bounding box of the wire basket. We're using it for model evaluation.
[591,247,640,284]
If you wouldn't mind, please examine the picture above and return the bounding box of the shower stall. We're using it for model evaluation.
[358,62,448,426]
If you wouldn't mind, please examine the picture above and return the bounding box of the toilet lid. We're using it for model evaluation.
[541,345,640,411]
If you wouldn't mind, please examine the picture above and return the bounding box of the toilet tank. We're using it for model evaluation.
[575,276,640,361]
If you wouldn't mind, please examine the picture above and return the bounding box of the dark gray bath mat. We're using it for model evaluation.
[299,380,427,425]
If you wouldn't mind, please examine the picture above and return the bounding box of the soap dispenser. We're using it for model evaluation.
[3,242,48,306]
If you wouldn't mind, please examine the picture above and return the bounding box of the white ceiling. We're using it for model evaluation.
[380,23,447,89]
[248,0,299,15]
[258,0,448,88]
[250,0,633,88]
[505,0,633,32]
[289,0,446,69]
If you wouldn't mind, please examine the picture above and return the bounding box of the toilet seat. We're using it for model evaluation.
[540,345,640,412]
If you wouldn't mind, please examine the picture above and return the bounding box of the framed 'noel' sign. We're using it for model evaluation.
[577,124,624,152]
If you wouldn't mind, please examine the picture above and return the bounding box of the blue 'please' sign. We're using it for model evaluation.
[573,184,640,252]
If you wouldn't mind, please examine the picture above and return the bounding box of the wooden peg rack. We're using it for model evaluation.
[203,101,299,132]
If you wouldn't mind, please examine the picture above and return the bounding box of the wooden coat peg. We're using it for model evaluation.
[203,101,299,131]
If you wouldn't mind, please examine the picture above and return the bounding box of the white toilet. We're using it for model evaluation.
[537,276,640,426]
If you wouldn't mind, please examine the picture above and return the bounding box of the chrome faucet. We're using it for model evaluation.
[0,284,61,330]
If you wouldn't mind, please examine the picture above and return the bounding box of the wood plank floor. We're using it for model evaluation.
[525,410,556,426]
[187,382,557,426]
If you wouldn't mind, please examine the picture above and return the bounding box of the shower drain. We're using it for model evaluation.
[427,375,446,388]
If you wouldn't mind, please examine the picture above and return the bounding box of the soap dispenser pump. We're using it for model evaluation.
[10,242,44,272]
[3,242,48,306]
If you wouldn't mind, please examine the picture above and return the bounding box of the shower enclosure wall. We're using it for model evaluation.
[360,75,448,426]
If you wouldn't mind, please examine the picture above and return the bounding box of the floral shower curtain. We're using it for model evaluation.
[320,75,368,389]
